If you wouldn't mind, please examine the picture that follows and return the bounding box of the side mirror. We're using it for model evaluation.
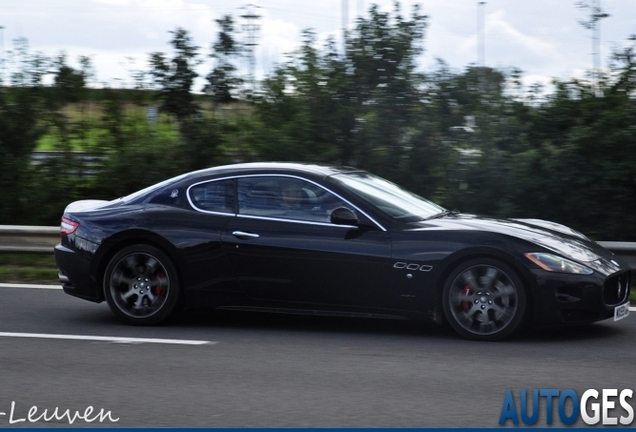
[330,207,359,226]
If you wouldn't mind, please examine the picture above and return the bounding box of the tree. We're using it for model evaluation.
[205,15,244,103]
[149,28,201,122]
[254,30,356,162]
[254,4,428,172]
[148,28,233,174]
[52,53,91,104]
[0,38,47,223]
[418,62,532,216]
[508,35,636,239]
[343,3,428,177]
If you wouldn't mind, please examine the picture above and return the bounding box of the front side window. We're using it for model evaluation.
[188,179,236,213]
[238,176,352,223]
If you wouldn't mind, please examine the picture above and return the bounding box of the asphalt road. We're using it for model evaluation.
[0,284,634,428]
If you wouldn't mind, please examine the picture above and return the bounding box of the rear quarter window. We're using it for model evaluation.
[188,179,236,213]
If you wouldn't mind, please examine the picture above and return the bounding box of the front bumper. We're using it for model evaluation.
[532,268,631,326]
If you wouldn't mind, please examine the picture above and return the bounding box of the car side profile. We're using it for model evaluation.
[54,162,631,340]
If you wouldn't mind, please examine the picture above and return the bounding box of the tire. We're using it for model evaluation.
[442,258,527,341]
[104,244,180,325]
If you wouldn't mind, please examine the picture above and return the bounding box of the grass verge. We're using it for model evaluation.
[0,253,59,285]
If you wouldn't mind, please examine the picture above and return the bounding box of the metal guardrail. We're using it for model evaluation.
[0,225,635,270]
[0,225,60,253]
[31,151,105,178]
[597,242,636,269]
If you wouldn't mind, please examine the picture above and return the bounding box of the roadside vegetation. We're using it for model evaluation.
[0,253,58,284]
[1,2,635,245]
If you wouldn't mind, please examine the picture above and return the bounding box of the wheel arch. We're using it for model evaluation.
[90,229,186,302]
[431,246,536,325]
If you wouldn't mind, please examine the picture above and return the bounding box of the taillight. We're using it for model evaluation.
[60,217,79,237]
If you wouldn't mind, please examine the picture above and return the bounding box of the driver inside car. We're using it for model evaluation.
[281,182,307,210]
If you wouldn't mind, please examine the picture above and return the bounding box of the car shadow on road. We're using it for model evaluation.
[66,303,630,343]
[173,307,453,337]
[174,307,631,343]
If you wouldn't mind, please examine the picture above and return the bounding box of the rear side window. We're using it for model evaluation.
[188,179,236,213]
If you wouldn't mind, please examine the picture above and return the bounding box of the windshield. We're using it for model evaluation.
[332,172,445,221]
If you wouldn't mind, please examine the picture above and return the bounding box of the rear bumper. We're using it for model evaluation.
[54,244,103,303]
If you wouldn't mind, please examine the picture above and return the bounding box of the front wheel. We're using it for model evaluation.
[442,258,527,341]
[104,245,180,325]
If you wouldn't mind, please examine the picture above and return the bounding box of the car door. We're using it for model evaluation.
[220,175,400,311]
[180,177,239,294]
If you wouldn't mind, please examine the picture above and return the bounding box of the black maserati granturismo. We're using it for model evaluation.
[54,162,631,340]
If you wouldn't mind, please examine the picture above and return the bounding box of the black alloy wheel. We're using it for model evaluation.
[104,245,180,325]
[442,258,527,341]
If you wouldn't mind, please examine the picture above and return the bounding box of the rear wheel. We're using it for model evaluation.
[442,258,527,341]
[104,245,180,325]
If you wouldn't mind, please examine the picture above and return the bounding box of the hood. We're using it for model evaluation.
[512,218,590,241]
[407,214,611,263]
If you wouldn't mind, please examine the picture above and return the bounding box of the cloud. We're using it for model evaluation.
[2,0,635,88]
[485,10,560,69]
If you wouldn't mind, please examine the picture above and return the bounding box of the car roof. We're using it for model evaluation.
[122,162,364,204]
[184,162,363,181]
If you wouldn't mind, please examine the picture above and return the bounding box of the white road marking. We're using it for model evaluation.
[631,307,636,312]
[0,332,214,345]
[0,283,61,290]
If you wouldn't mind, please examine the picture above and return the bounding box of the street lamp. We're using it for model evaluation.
[477,2,486,67]
[0,26,4,85]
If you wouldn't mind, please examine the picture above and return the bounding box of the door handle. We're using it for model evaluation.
[232,230,260,240]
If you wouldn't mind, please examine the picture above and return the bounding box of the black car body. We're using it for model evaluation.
[54,162,631,340]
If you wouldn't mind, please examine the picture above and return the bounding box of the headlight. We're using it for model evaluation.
[525,252,593,275]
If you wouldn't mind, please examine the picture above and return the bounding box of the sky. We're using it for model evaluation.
[1,0,636,91]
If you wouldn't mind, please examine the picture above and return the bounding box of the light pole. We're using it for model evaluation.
[576,0,610,88]
[477,2,486,95]
[240,4,261,95]
[0,26,4,86]
[592,0,609,76]
[342,0,348,52]
[477,2,486,67]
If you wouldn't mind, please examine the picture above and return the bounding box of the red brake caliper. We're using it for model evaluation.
[462,285,472,311]
[155,273,166,297]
